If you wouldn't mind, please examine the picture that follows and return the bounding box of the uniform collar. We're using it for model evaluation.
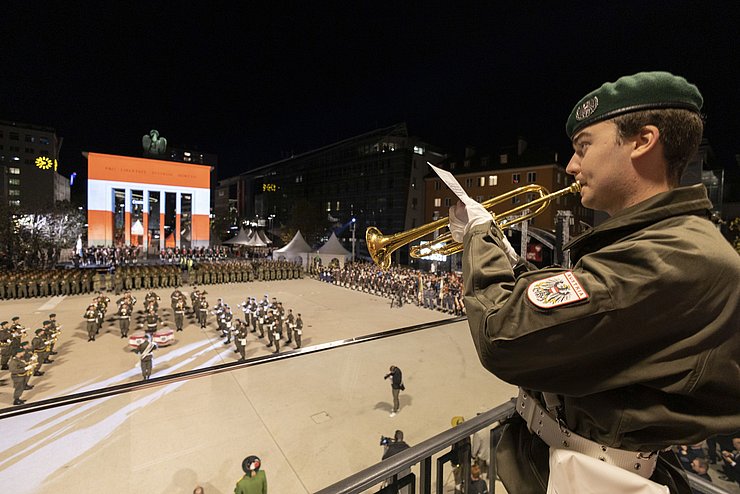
[565,184,713,255]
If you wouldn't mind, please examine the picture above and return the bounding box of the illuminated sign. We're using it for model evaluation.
[35,156,59,171]
[263,183,277,192]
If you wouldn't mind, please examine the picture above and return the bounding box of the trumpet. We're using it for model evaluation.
[366,182,581,269]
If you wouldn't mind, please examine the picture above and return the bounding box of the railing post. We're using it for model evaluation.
[419,456,432,494]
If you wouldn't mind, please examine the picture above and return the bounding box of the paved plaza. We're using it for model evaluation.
[0,278,516,493]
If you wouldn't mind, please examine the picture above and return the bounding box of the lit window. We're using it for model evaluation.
[326,202,331,212]
[434,198,441,207]
[9,167,20,174]
[9,178,20,185]
[527,172,537,182]
[9,189,20,196]
[478,177,485,187]
[512,173,520,184]
[413,146,425,155]
[9,200,20,206]
[432,211,440,221]
[336,201,340,211]
[488,175,497,186]
[184,151,191,157]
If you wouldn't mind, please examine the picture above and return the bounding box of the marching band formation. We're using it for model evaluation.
[0,314,61,405]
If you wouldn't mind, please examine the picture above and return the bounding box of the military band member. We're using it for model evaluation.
[221,306,234,344]
[269,310,281,353]
[136,334,157,380]
[47,314,60,355]
[190,287,201,316]
[145,309,160,335]
[294,313,304,349]
[197,294,209,328]
[9,346,34,405]
[118,303,132,338]
[30,328,51,375]
[234,319,248,361]
[0,321,12,370]
[84,304,97,341]
[174,298,186,332]
[171,288,183,312]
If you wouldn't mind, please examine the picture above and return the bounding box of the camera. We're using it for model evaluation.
[380,435,394,446]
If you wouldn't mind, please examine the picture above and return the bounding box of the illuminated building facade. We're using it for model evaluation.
[87,152,211,250]
[0,120,70,209]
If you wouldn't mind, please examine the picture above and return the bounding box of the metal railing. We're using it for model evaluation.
[316,400,732,494]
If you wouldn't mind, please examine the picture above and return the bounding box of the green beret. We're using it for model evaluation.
[35,328,44,334]
[566,71,703,138]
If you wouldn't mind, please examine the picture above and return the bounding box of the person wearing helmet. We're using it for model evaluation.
[234,455,267,494]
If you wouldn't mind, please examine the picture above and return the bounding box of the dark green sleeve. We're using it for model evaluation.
[462,221,719,397]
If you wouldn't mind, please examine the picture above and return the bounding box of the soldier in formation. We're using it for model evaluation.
[135,333,157,380]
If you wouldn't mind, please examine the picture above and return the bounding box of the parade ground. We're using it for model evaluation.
[0,278,517,493]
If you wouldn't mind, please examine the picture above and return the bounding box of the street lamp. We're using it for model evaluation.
[350,217,356,262]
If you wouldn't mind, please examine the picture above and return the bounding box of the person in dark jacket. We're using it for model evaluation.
[384,365,404,417]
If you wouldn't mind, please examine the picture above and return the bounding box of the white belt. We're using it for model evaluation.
[516,389,658,479]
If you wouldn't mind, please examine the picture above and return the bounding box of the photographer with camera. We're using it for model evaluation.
[384,365,404,417]
[381,430,411,493]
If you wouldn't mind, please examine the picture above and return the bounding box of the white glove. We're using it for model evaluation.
[448,199,493,243]
[449,199,519,266]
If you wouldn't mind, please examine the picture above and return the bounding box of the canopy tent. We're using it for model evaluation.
[314,232,352,268]
[223,227,252,245]
[272,230,314,266]
[257,229,273,245]
[245,230,269,247]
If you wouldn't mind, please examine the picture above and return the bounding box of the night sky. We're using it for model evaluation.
[3,2,739,193]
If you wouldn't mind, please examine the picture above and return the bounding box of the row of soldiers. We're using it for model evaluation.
[318,261,466,315]
[1,314,61,405]
[0,268,97,299]
[189,259,304,286]
[211,294,304,358]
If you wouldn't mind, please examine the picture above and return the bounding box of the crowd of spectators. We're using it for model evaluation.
[313,261,465,315]
[673,435,740,487]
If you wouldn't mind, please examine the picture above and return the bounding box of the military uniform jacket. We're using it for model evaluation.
[463,185,740,454]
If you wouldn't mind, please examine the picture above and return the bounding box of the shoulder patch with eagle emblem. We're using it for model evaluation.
[527,272,589,309]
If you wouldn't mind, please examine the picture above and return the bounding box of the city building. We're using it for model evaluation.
[0,120,70,210]
[216,122,446,265]
[424,141,592,267]
[86,152,212,251]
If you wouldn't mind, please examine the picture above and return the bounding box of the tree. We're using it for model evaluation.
[1,201,85,268]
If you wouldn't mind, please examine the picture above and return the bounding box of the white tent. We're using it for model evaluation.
[223,227,252,245]
[314,232,352,268]
[272,230,314,266]
[257,229,273,245]
[245,230,269,247]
